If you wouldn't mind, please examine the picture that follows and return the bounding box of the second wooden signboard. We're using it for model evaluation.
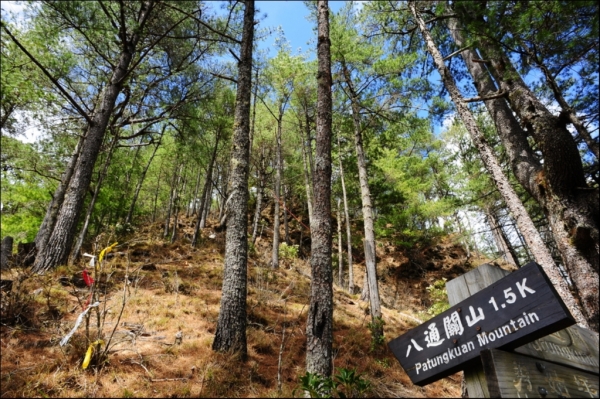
[388,262,576,386]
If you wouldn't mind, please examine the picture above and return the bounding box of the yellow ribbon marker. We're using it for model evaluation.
[82,340,104,370]
[97,242,118,269]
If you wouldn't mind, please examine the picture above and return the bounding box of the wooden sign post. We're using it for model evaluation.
[481,349,599,398]
[388,262,576,386]
[445,263,599,398]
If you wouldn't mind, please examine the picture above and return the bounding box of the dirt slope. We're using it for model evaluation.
[1,216,507,397]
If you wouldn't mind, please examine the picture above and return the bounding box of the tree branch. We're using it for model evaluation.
[443,46,471,61]
[1,24,93,125]
[463,90,507,103]
[210,72,237,84]
[162,2,241,44]
[228,48,241,63]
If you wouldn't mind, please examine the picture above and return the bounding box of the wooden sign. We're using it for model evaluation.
[514,324,599,375]
[446,263,599,398]
[388,262,575,386]
[481,349,599,398]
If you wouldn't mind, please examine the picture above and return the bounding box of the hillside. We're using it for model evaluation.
[0,216,512,398]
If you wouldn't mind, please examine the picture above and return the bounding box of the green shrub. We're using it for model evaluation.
[426,278,450,316]
[294,368,371,398]
[279,242,299,259]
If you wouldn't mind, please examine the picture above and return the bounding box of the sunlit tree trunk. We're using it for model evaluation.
[340,62,383,341]
[300,118,314,226]
[411,1,589,328]
[306,0,334,378]
[337,133,354,293]
[126,130,163,224]
[171,166,186,243]
[486,206,519,267]
[35,135,84,257]
[32,1,155,273]
[272,120,283,268]
[192,129,220,246]
[251,145,266,245]
[164,163,179,238]
[212,0,254,358]
[337,198,343,287]
[71,131,119,261]
[283,183,290,244]
[447,9,598,330]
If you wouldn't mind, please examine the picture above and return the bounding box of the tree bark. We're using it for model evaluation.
[448,8,599,330]
[32,1,155,273]
[171,166,186,243]
[517,40,599,159]
[410,1,589,329]
[340,61,383,342]
[164,163,179,238]
[337,134,354,293]
[192,129,221,246]
[283,183,290,244]
[152,157,165,223]
[35,134,84,256]
[71,130,119,261]
[251,145,266,245]
[337,198,343,287]
[272,121,283,268]
[301,118,315,226]
[486,206,520,267]
[125,131,163,224]
[306,0,334,378]
[1,236,13,270]
[212,0,254,359]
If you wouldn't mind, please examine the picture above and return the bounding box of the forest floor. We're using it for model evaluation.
[0,215,514,398]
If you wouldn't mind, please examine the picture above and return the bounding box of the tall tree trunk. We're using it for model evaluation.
[251,145,266,245]
[126,132,163,224]
[192,130,220,246]
[517,40,599,159]
[189,165,202,218]
[212,0,254,359]
[216,161,230,227]
[272,121,283,268]
[448,9,598,330]
[301,118,315,226]
[32,1,155,273]
[410,1,589,328]
[337,134,354,293]
[283,183,290,244]
[486,206,519,267]
[337,198,343,287]
[454,212,471,259]
[152,156,165,223]
[340,62,383,341]
[171,166,186,243]
[164,163,179,238]
[204,181,212,226]
[1,236,13,270]
[118,137,144,217]
[249,66,259,159]
[71,130,119,261]
[35,134,84,256]
[306,0,334,378]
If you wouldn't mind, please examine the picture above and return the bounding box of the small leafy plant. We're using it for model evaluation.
[279,242,299,259]
[294,368,371,398]
[426,278,450,316]
[367,316,385,353]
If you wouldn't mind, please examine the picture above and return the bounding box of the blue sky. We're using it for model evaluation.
[256,1,348,57]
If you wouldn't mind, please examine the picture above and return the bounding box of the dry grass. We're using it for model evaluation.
[1,218,466,398]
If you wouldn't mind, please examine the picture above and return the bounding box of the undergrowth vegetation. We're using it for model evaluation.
[0,217,470,398]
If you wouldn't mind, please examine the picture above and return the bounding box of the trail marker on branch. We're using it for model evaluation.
[388,262,576,386]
